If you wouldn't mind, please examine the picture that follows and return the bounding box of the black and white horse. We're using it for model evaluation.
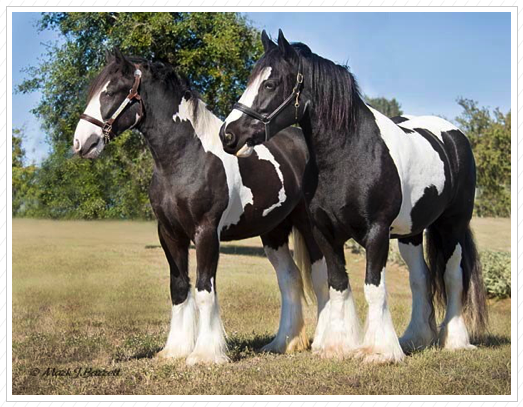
[72,50,330,365]
[220,31,487,363]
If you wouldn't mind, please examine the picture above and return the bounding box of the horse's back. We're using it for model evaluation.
[385,113,475,235]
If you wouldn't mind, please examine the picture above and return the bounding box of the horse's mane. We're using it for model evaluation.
[250,42,361,131]
[87,55,201,122]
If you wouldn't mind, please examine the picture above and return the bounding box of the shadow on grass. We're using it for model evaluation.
[227,334,276,362]
[114,335,278,363]
[403,333,511,356]
[476,334,511,348]
[114,346,163,362]
[145,244,268,258]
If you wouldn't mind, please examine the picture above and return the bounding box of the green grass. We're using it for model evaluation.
[12,218,511,395]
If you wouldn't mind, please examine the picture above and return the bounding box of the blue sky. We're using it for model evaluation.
[13,11,511,164]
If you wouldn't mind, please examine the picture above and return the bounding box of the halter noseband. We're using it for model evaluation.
[80,68,144,144]
[231,61,304,142]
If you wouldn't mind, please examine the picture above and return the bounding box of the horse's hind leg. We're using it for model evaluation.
[398,233,437,352]
[261,222,308,353]
[156,224,196,360]
[186,227,229,365]
[287,201,330,352]
[429,219,478,350]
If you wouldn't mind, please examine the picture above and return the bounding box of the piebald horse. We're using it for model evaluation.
[73,50,329,365]
[220,30,487,363]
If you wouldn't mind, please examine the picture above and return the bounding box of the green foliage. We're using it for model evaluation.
[17,12,263,219]
[481,250,511,299]
[365,96,403,117]
[12,129,38,215]
[456,98,511,217]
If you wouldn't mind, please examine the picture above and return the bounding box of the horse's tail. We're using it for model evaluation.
[292,227,316,304]
[426,224,488,340]
[459,225,488,338]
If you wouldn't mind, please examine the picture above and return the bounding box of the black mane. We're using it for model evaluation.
[251,42,361,131]
[87,55,200,120]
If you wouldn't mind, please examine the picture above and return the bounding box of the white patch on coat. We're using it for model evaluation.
[253,144,287,216]
[367,106,446,236]
[439,243,475,350]
[262,244,307,353]
[73,80,110,157]
[172,97,253,235]
[398,241,435,351]
[360,269,405,363]
[224,67,273,125]
[157,289,197,359]
[397,115,459,142]
[316,285,362,357]
[186,278,229,365]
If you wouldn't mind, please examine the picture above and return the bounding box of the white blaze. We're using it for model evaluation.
[224,67,272,125]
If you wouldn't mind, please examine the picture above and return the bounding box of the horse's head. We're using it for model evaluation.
[220,30,308,157]
[73,49,144,159]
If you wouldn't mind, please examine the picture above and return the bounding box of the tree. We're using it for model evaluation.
[456,98,511,217]
[365,96,403,117]
[17,12,263,219]
[12,129,37,215]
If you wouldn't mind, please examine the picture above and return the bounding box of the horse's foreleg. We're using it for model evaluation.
[357,225,405,364]
[312,227,362,359]
[156,225,195,360]
[186,227,229,365]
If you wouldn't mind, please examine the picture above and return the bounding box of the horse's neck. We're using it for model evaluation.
[173,97,225,154]
[306,98,365,151]
[141,97,225,171]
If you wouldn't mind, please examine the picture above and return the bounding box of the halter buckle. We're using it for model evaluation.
[102,123,113,143]
[296,72,304,84]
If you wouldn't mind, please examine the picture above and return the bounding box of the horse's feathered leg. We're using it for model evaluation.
[398,234,437,352]
[357,225,405,364]
[186,227,229,365]
[156,224,195,360]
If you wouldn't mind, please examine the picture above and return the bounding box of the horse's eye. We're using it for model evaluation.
[264,82,275,91]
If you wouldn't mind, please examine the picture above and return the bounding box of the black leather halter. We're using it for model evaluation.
[80,68,144,144]
[231,61,304,141]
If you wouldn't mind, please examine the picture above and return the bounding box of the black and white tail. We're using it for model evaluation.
[426,224,488,340]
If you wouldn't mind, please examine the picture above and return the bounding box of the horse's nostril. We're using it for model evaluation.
[225,133,234,144]
[74,139,81,152]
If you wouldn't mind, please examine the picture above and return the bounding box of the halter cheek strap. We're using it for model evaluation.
[80,67,144,144]
[231,61,304,142]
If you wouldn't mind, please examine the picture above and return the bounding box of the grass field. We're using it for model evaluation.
[12,218,511,395]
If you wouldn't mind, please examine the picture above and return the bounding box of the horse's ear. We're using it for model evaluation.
[113,48,125,64]
[261,30,276,53]
[277,29,297,61]
[105,49,113,63]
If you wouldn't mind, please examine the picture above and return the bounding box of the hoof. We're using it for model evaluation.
[156,347,190,360]
[354,346,405,364]
[262,327,309,354]
[443,343,477,351]
[399,334,435,353]
[186,351,230,366]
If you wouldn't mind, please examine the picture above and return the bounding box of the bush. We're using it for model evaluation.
[481,250,511,299]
